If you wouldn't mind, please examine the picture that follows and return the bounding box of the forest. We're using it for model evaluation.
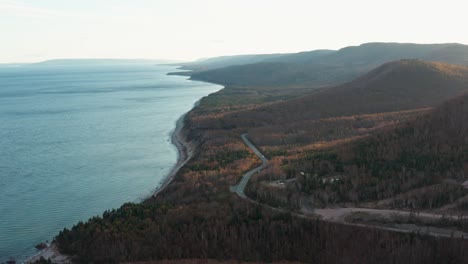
[51,47,468,263]
[56,199,468,263]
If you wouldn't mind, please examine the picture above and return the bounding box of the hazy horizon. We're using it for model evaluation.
[2,0,468,63]
[2,41,468,65]
[0,58,182,65]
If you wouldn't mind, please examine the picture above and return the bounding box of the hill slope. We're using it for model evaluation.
[179,54,289,71]
[226,60,468,126]
[295,92,468,208]
[188,43,468,87]
[180,50,335,72]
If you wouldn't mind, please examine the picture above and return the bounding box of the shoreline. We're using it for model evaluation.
[152,106,196,198]
[23,80,218,263]
[25,243,69,264]
[24,104,199,264]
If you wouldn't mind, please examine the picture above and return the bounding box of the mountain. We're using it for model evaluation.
[226,60,468,126]
[178,49,335,72]
[424,44,468,65]
[261,49,336,64]
[186,43,468,87]
[179,54,289,71]
[309,42,457,66]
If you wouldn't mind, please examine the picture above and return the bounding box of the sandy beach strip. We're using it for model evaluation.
[25,243,70,264]
[152,109,195,198]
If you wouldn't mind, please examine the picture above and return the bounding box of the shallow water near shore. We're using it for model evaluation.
[0,62,222,262]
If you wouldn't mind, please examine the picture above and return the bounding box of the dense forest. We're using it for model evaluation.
[51,46,468,263]
[289,95,468,208]
[56,199,468,263]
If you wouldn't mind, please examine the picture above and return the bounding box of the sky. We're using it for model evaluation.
[1,0,467,63]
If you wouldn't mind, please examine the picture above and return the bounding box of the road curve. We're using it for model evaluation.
[232,134,468,239]
[230,134,268,198]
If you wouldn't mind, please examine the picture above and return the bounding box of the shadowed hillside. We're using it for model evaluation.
[179,50,335,72]
[187,43,468,87]
[179,54,289,72]
[222,60,468,127]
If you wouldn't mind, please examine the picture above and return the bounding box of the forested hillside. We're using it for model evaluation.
[187,43,468,87]
[51,49,468,263]
[216,60,468,128]
[178,54,289,71]
[291,94,468,208]
[56,199,468,263]
[178,50,335,72]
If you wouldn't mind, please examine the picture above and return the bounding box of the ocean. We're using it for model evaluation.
[0,62,222,262]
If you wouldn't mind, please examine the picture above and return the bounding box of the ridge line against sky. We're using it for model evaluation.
[1,0,467,63]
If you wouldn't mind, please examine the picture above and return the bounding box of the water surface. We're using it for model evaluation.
[0,62,222,262]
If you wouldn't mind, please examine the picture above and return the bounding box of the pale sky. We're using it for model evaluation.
[1,0,467,63]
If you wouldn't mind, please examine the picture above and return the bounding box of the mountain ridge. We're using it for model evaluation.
[184,42,468,87]
[223,59,468,127]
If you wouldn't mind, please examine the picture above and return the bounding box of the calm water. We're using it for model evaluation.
[0,62,222,262]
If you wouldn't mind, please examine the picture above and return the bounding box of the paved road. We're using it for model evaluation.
[313,207,468,221]
[230,134,268,198]
[309,207,468,238]
[232,133,468,239]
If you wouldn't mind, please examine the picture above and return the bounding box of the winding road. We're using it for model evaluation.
[230,134,268,198]
[232,133,468,239]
